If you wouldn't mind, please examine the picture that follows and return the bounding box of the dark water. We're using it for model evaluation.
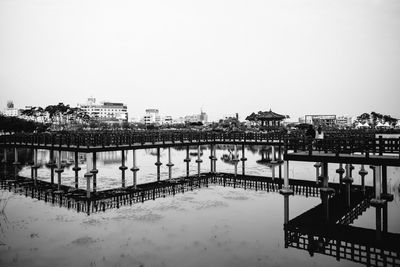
[0,146,399,267]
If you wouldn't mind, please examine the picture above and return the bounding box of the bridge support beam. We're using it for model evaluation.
[195,146,202,178]
[380,165,393,201]
[119,150,127,188]
[130,149,139,189]
[84,152,94,198]
[166,147,174,180]
[184,146,190,177]
[241,144,247,176]
[155,148,162,182]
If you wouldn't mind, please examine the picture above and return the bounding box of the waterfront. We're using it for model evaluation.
[1,146,399,266]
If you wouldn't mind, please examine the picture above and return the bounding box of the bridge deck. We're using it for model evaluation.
[285,151,400,166]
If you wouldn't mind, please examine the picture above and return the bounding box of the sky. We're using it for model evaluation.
[0,0,399,122]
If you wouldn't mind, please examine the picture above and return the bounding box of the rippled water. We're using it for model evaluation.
[1,146,399,267]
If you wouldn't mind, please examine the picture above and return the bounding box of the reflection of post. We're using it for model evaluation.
[196,145,202,178]
[184,146,190,177]
[166,147,174,180]
[33,149,38,178]
[155,148,162,182]
[130,149,139,189]
[320,162,334,222]
[209,145,213,173]
[73,151,81,189]
[233,145,239,177]
[280,160,294,224]
[119,150,127,187]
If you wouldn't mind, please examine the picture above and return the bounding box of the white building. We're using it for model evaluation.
[1,101,19,117]
[142,109,161,124]
[184,111,208,124]
[78,97,128,122]
[336,116,353,128]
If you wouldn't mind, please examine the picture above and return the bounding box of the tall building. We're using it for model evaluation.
[78,97,128,122]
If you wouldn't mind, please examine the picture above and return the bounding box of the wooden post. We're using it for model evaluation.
[50,150,55,185]
[130,149,139,189]
[55,150,64,192]
[85,152,93,198]
[241,144,246,176]
[284,194,289,224]
[72,151,81,189]
[155,148,162,182]
[196,145,202,178]
[2,148,6,163]
[91,152,98,191]
[359,165,368,194]
[234,145,238,177]
[119,150,127,187]
[166,147,174,180]
[184,146,190,177]
[314,162,321,184]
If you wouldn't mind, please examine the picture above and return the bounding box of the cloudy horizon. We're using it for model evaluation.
[1,0,399,121]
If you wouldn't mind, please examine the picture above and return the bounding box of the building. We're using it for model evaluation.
[162,116,173,124]
[304,115,336,127]
[1,101,20,117]
[78,97,128,122]
[336,116,353,128]
[142,109,161,124]
[184,110,208,124]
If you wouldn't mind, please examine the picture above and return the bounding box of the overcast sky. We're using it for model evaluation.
[1,0,399,121]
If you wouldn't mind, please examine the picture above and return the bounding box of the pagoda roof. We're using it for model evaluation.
[246,110,286,121]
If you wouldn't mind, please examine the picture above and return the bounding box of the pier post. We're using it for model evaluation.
[280,160,293,223]
[184,146,190,177]
[196,145,202,178]
[233,145,239,177]
[119,150,127,187]
[85,153,93,199]
[90,152,98,191]
[166,147,174,180]
[369,165,376,193]
[13,147,20,178]
[241,144,246,176]
[380,165,393,201]
[72,151,81,189]
[209,145,214,173]
[155,148,162,182]
[359,165,368,194]
[130,149,139,189]
[213,147,217,173]
[49,150,55,185]
[320,162,334,222]
[32,149,38,186]
[55,150,64,192]
[336,163,345,191]
[370,165,387,241]
[314,162,321,184]
[2,148,6,163]
[343,164,353,208]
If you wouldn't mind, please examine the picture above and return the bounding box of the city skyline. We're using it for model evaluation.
[1,0,400,122]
